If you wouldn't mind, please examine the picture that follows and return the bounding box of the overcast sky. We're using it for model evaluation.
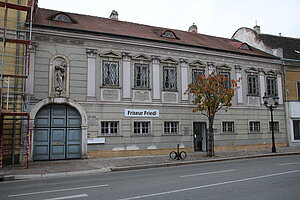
[38,0,300,39]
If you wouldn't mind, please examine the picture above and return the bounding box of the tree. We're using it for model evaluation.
[185,74,238,157]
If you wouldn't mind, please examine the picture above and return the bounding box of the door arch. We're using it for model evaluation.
[33,104,82,160]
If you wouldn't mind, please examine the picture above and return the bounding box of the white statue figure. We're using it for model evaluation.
[54,60,66,93]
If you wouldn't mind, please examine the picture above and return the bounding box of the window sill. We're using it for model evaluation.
[248,132,263,134]
[131,134,153,137]
[100,135,122,137]
[162,133,181,136]
[162,89,178,92]
[221,132,237,135]
[132,87,152,91]
[100,86,121,89]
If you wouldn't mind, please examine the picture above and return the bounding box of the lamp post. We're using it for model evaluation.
[262,93,279,153]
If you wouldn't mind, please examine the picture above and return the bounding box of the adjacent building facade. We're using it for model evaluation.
[233,26,300,147]
[27,7,287,160]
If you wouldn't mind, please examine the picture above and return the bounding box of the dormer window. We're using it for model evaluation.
[161,31,177,39]
[53,14,73,23]
[239,43,252,51]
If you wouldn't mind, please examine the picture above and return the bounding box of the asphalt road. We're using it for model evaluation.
[1,155,300,200]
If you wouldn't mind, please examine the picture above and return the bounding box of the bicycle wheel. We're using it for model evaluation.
[179,151,187,159]
[169,151,178,160]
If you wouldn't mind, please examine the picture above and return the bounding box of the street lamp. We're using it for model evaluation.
[262,93,279,153]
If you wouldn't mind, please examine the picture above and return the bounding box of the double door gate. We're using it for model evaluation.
[33,104,82,160]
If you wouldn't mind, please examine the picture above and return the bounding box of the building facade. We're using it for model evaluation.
[233,26,300,147]
[28,7,287,160]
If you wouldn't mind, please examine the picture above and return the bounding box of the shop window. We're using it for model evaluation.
[134,63,149,88]
[102,61,119,86]
[222,121,234,133]
[134,122,150,135]
[101,121,119,135]
[163,66,177,90]
[293,120,300,140]
[164,121,179,134]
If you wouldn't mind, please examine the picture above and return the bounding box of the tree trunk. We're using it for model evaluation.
[207,118,214,157]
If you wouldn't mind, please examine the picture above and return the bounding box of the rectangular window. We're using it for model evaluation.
[164,121,179,134]
[101,121,119,135]
[218,71,230,88]
[134,63,149,88]
[297,82,300,100]
[249,121,260,132]
[248,75,259,95]
[163,66,177,90]
[102,61,119,86]
[134,122,150,135]
[266,76,277,96]
[269,121,279,132]
[222,121,234,133]
[192,69,204,84]
[293,120,300,140]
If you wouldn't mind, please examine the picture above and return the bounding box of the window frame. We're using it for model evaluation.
[101,121,119,136]
[297,82,300,100]
[218,71,231,89]
[293,120,300,140]
[222,121,235,133]
[249,121,261,133]
[133,121,151,135]
[247,75,259,96]
[192,69,205,84]
[134,63,150,88]
[102,60,119,87]
[266,76,277,97]
[164,121,179,134]
[269,121,279,133]
[163,66,177,91]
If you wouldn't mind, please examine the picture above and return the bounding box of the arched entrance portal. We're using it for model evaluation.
[33,104,82,160]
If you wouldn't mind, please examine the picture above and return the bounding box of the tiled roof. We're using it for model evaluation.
[33,8,275,59]
[259,34,300,60]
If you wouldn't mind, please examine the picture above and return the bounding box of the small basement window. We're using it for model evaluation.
[53,14,73,23]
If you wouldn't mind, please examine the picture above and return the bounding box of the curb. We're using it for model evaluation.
[110,152,300,172]
[1,152,300,181]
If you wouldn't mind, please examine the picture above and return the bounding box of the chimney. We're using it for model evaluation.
[188,23,198,33]
[253,25,261,34]
[109,10,118,20]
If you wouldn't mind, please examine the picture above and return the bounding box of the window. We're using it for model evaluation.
[53,14,73,23]
[266,76,277,96]
[161,31,176,39]
[248,75,259,96]
[134,122,150,135]
[269,121,279,132]
[134,63,149,88]
[163,66,177,90]
[164,122,179,134]
[249,121,260,132]
[102,61,119,86]
[101,121,119,135]
[293,120,300,140]
[192,69,204,84]
[218,71,230,88]
[222,121,234,133]
[297,82,300,100]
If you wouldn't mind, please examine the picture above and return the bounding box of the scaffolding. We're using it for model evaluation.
[0,0,34,168]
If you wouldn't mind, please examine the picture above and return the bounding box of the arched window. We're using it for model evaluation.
[161,31,177,39]
[53,14,73,23]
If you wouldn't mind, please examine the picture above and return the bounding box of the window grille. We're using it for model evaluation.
[248,75,259,95]
[101,121,119,135]
[134,63,149,88]
[163,66,177,90]
[249,121,260,132]
[103,61,119,86]
[266,76,277,96]
[134,122,150,135]
[222,121,234,133]
[192,69,204,84]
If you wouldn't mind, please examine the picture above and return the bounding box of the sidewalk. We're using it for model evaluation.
[1,146,300,181]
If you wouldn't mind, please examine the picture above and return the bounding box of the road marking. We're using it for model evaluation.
[8,184,108,198]
[42,194,88,200]
[118,169,300,200]
[181,169,236,178]
[278,161,300,166]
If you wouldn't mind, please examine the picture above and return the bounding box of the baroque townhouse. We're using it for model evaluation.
[28,7,287,160]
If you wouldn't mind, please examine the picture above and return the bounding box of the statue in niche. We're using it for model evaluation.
[54,60,66,93]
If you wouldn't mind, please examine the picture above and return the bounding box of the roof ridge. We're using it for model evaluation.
[259,33,300,41]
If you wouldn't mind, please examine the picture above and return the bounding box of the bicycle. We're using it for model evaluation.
[169,144,187,160]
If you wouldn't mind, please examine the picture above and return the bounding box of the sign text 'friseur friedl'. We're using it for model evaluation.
[125,109,159,117]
